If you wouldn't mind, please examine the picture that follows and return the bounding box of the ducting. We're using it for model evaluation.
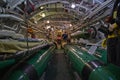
[0,14,24,21]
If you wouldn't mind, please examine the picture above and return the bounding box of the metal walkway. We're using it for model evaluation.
[44,49,74,80]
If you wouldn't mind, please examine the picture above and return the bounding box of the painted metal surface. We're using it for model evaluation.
[0,59,15,69]
[6,46,55,80]
[64,45,119,80]
[95,48,107,63]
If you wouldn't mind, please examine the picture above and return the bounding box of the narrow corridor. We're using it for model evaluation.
[44,49,74,80]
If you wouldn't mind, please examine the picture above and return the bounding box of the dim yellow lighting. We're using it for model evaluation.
[40,6,44,9]
[47,20,50,23]
[51,28,54,31]
[41,13,45,17]
[34,21,37,24]
[71,3,76,9]
[46,26,51,29]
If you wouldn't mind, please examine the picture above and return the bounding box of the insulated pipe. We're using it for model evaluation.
[0,59,15,69]
[78,46,107,63]
[0,7,5,13]
[94,48,107,63]
[4,46,55,80]
[0,14,24,21]
[64,45,118,80]
[0,42,53,60]
[84,0,113,19]
[0,42,53,70]
[0,24,16,31]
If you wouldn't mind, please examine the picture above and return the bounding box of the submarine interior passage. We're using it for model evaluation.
[0,0,120,80]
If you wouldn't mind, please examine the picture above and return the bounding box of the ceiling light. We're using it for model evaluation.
[70,24,72,27]
[71,3,76,9]
[41,13,45,17]
[34,21,37,24]
[40,6,44,9]
[46,26,51,29]
[51,28,54,31]
[47,20,50,23]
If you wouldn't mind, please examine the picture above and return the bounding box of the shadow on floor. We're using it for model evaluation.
[44,50,74,80]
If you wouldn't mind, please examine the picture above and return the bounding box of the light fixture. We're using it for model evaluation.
[41,13,45,17]
[70,24,72,27]
[51,28,54,31]
[46,26,51,29]
[40,6,44,9]
[71,3,76,9]
[47,20,50,23]
[34,21,37,24]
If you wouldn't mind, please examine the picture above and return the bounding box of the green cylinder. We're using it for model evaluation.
[0,59,15,69]
[89,67,117,80]
[64,45,118,80]
[71,32,90,39]
[65,45,96,74]
[7,70,29,80]
[6,46,55,80]
[76,46,107,63]
[94,48,107,63]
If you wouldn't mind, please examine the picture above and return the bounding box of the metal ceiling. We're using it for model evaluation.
[0,0,114,34]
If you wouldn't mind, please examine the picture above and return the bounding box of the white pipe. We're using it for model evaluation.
[3,25,16,31]
[84,0,113,19]
[9,0,24,9]
[0,24,16,31]
[0,14,24,21]
[0,7,5,13]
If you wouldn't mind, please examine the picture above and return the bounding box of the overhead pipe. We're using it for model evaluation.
[0,24,27,34]
[35,0,69,8]
[8,0,24,9]
[0,14,24,22]
[84,0,113,19]
[74,6,112,32]
[1,24,16,31]
[0,7,5,13]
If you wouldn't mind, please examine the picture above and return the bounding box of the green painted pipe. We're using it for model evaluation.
[5,46,55,80]
[0,59,15,69]
[64,45,118,80]
[65,45,96,74]
[77,46,107,63]
[71,32,90,39]
[80,46,107,63]
[94,48,107,63]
